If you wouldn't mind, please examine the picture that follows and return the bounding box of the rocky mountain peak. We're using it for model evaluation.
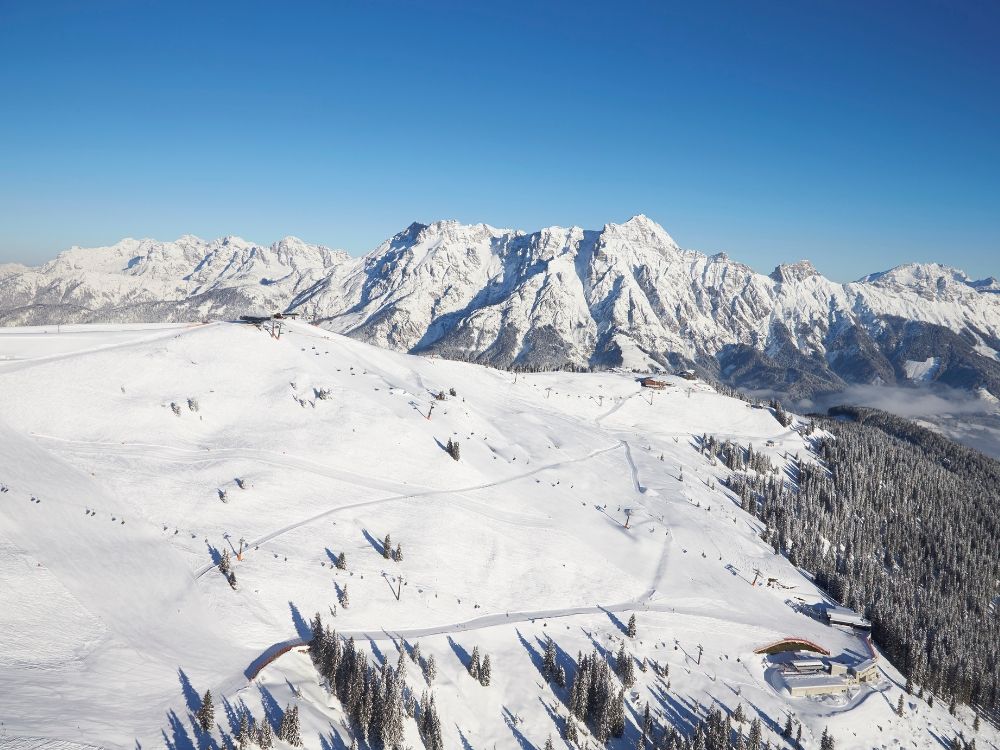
[770,260,821,284]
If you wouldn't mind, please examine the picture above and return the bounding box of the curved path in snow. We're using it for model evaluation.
[192,441,626,578]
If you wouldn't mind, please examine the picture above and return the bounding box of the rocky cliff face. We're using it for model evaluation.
[3,216,999,399]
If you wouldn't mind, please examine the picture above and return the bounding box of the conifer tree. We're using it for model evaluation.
[469,646,481,680]
[393,543,402,562]
[279,704,302,745]
[820,727,835,750]
[609,688,626,737]
[219,549,231,575]
[336,551,347,570]
[897,693,905,716]
[543,637,558,681]
[236,711,251,750]
[382,533,392,559]
[564,717,579,744]
[733,703,746,723]
[425,653,437,683]
[556,664,567,688]
[615,641,635,688]
[627,613,637,638]
[257,719,273,748]
[196,689,215,732]
[480,653,492,686]
[748,717,762,750]
[545,735,555,750]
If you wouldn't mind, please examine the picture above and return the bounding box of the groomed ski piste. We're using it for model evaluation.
[0,322,993,750]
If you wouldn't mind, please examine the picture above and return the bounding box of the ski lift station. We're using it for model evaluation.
[824,605,872,629]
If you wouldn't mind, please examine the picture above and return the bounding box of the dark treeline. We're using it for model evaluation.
[721,406,1000,721]
[308,613,440,750]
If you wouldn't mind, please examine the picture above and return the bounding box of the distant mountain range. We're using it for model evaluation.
[3,215,999,399]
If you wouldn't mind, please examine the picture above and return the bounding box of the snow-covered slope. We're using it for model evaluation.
[0,321,991,750]
[3,217,1000,400]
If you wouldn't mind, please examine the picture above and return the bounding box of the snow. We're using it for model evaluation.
[4,220,1000,403]
[903,357,941,382]
[0,321,993,749]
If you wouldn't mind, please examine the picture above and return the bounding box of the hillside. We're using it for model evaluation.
[2,217,1000,401]
[0,321,993,750]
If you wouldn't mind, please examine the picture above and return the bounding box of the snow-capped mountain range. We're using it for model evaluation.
[3,215,999,399]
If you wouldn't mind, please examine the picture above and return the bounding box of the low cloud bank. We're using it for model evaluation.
[792,383,996,419]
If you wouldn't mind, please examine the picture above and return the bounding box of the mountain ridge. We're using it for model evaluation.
[2,216,999,400]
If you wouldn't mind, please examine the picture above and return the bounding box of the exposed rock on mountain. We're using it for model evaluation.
[3,216,999,399]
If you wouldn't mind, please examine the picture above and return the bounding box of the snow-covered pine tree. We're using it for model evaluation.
[381,665,405,749]
[556,664,566,688]
[424,653,437,683]
[544,735,555,750]
[480,653,491,686]
[196,689,215,732]
[469,646,481,680]
[339,584,350,608]
[382,533,392,559]
[615,641,635,688]
[219,549,231,575]
[257,719,273,749]
[641,701,652,747]
[897,694,905,716]
[336,551,347,569]
[609,688,626,738]
[543,637,557,681]
[236,711,251,750]
[820,727,835,750]
[564,717,579,744]
[748,717,762,750]
[627,613,637,638]
[733,703,746,723]
[309,612,326,664]
[277,704,298,744]
[393,543,402,562]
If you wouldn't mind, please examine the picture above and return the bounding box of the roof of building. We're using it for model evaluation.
[850,658,879,674]
[784,674,850,691]
[754,637,831,656]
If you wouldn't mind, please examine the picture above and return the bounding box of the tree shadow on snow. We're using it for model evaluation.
[515,629,544,675]
[205,541,222,568]
[259,684,284,732]
[221,695,250,737]
[162,709,196,750]
[456,724,477,750]
[502,706,537,750]
[746,697,783,738]
[177,668,201,713]
[532,634,576,690]
[361,528,386,556]
[325,547,340,565]
[318,727,351,750]
[288,600,311,640]
[368,636,385,666]
[648,683,700,735]
[447,635,471,669]
[599,606,628,636]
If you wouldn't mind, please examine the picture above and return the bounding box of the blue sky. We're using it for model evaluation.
[0,0,997,280]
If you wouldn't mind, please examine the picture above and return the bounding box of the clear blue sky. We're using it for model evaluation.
[1,0,997,280]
